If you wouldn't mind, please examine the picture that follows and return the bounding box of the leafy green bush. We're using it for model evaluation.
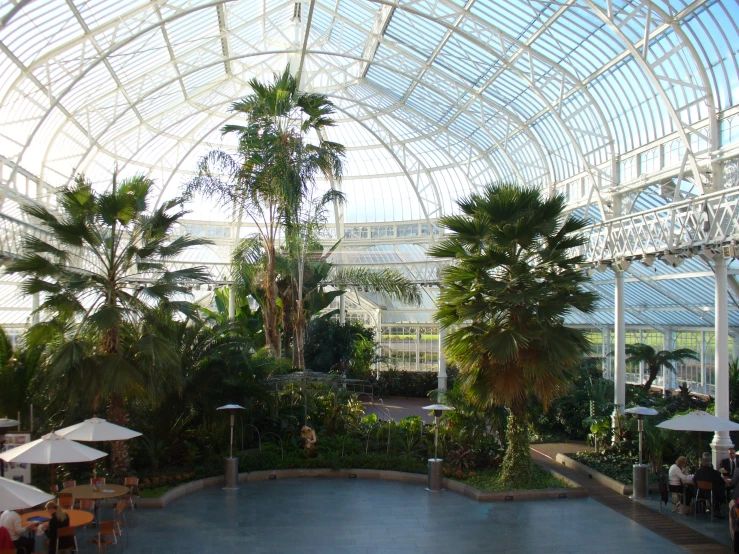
[570,449,658,484]
[372,367,457,398]
[236,449,428,474]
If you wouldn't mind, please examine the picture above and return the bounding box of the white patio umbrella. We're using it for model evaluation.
[657,410,739,432]
[56,417,142,442]
[0,432,108,489]
[657,410,739,466]
[0,475,55,511]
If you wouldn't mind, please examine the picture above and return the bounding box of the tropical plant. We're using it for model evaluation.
[5,174,210,473]
[624,343,699,391]
[232,236,421,366]
[429,183,597,486]
[0,327,39,421]
[186,66,345,357]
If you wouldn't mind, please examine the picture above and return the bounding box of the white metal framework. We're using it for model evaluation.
[0,0,738,337]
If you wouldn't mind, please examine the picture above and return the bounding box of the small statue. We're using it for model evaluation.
[300,425,317,456]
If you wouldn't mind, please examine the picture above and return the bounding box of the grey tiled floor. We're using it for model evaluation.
[128,478,685,553]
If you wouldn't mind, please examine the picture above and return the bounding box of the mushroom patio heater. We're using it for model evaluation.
[624,406,658,498]
[217,404,245,490]
[423,404,455,492]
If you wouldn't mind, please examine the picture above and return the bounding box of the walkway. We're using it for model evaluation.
[532,443,732,554]
[131,478,684,553]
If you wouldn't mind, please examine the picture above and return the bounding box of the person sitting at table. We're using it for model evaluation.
[668,456,691,507]
[694,452,727,519]
[38,501,73,554]
[0,508,38,554]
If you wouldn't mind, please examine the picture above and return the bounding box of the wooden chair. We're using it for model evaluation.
[94,521,120,552]
[695,480,714,520]
[113,501,128,546]
[123,477,140,510]
[56,527,78,554]
[62,480,76,489]
[58,494,75,509]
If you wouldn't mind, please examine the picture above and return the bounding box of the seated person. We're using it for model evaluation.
[668,456,691,505]
[0,508,38,554]
[694,452,727,518]
[38,501,72,554]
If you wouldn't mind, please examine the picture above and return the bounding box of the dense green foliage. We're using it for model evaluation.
[303,319,375,377]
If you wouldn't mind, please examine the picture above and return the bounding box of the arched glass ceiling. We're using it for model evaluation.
[0,0,737,225]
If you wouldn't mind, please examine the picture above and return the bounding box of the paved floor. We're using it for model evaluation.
[130,478,684,553]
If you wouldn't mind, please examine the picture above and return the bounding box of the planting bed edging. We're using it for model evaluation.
[138,467,586,508]
[556,453,658,496]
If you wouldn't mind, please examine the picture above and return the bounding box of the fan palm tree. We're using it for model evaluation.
[186,66,345,357]
[429,183,597,486]
[624,343,699,391]
[5,174,210,472]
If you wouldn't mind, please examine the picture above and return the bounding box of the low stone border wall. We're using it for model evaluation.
[138,466,586,508]
[555,453,658,496]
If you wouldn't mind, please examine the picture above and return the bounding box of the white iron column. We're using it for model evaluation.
[712,256,733,467]
[438,326,447,399]
[603,326,612,380]
[638,329,645,385]
[701,331,707,396]
[339,295,346,325]
[31,293,39,325]
[663,328,674,393]
[613,270,626,439]
[374,309,382,379]
[228,284,236,320]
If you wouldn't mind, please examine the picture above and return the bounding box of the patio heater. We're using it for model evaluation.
[217,404,245,490]
[0,418,20,478]
[423,404,454,492]
[624,406,658,498]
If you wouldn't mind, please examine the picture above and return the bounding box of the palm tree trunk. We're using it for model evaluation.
[643,364,659,391]
[263,242,281,357]
[107,393,130,475]
[502,410,532,487]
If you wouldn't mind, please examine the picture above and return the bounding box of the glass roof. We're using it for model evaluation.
[0,0,738,329]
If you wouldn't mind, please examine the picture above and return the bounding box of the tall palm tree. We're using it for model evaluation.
[624,343,699,391]
[429,183,597,486]
[186,66,345,357]
[5,174,210,473]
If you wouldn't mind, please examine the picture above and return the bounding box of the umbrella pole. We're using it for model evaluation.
[50,463,55,492]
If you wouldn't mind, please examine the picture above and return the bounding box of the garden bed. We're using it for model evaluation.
[138,465,585,507]
[451,464,570,493]
[568,451,659,485]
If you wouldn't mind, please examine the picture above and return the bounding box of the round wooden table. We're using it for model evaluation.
[21,509,94,528]
[63,483,129,501]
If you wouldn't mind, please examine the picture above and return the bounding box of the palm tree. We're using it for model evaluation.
[624,343,699,391]
[232,238,422,368]
[186,66,345,357]
[429,183,597,486]
[5,174,210,472]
